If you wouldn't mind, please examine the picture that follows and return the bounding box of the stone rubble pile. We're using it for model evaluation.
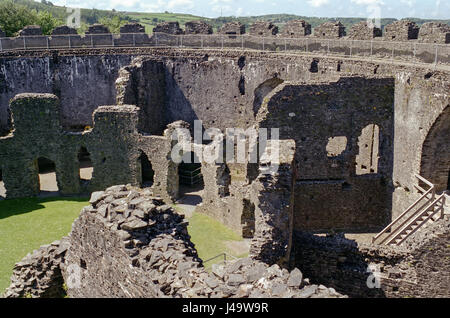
[187,257,346,298]
[4,239,70,298]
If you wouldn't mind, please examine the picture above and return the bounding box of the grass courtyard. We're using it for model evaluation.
[0,196,247,294]
[0,197,89,292]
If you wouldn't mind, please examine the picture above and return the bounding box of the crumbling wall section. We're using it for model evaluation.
[418,22,450,44]
[348,21,382,40]
[283,20,311,37]
[314,22,345,38]
[249,22,279,37]
[185,21,213,35]
[4,239,69,298]
[59,185,345,298]
[292,215,450,298]
[257,77,395,231]
[384,20,419,41]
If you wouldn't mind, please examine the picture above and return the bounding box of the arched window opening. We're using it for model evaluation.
[78,146,93,186]
[37,157,58,194]
[138,151,154,188]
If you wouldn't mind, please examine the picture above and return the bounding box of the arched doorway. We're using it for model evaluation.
[420,106,450,192]
[138,150,154,188]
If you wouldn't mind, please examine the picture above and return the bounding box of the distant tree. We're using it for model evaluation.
[0,0,38,36]
[36,10,62,34]
[0,1,62,36]
[99,16,126,33]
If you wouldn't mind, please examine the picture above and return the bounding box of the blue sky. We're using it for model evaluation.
[49,0,450,19]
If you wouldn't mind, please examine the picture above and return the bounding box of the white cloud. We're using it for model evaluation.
[350,0,384,4]
[167,0,194,10]
[307,0,329,8]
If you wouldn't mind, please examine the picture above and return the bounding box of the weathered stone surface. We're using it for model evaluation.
[185,21,213,35]
[384,20,419,41]
[218,22,245,35]
[4,239,68,298]
[51,26,78,35]
[86,24,110,34]
[418,22,450,44]
[249,21,279,37]
[34,185,344,298]
[292,215,450,298]
[153,22,184,35]
[18,25,42,36]
[120,23,145,34]
[348,21,381,39]
[283,20,311,37]
[314,21,345,38]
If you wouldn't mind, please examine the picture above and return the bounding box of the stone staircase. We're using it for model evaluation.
[373,174,448,246]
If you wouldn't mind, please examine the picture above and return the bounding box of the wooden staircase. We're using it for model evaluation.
[372,175,448,246]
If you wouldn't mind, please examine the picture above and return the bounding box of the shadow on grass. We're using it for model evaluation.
[0,196,89,220]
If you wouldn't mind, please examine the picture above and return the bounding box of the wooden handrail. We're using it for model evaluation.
[389,193,446,245]
[372,174,435,244]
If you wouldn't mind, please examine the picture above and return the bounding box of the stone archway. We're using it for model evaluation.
[420,105,450,192]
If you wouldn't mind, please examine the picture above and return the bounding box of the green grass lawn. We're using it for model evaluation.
[0,197,88,293]
[0,196,246,294]
[187,212,248,270]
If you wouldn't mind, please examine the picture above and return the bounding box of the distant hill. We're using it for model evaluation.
[3,0,450,33]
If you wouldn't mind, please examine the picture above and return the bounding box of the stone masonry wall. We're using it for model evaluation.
[384,20,419,41]
[0,49,448,233]
[418,22,450,44]
[185,21,213,35]
[257,76,395,231]
[348,21,382,40]
[58,185,345,298]
[314,22,346,38]
[4,239,69,298]
[218,22,246,35]
[283,20,311,37]
[249,22,279,37]
[292,215,450,298]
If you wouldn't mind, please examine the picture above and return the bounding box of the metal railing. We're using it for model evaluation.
[179,165,203,186]
[0,32,449,65]
[372,174,447,245]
